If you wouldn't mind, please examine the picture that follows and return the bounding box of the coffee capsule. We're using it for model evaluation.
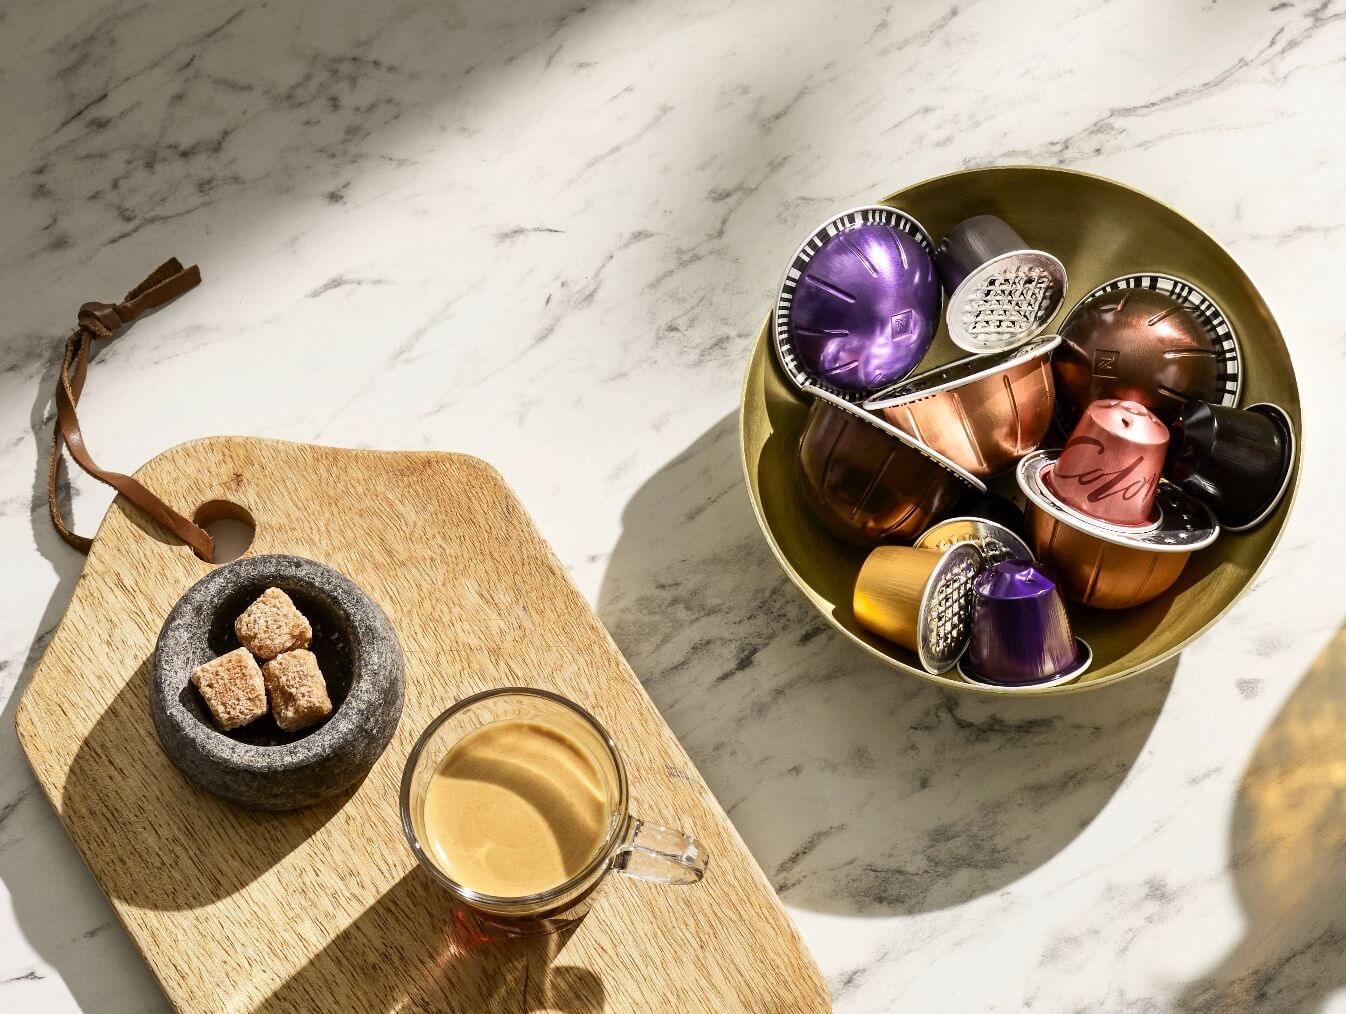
[1017,449,1219,609]
[853,543,983,673]
[775,206,941,396]
[862,335,1059,478]
[1166,401,1295,532]
[1054,275,1241,430]
[1044,399,1168,529]
[957,561,1092,689]
[947,491,1028,538]
[935,215,1067,354]
[796,390,983,546]
[915,517,1034,567]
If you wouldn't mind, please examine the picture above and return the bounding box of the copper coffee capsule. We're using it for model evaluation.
[935,216,1067,354]
[1054,275,1242,430]
[853,543,983,673]
[1043,399,1168,529]
[863,335,1059,479]
[1017,450,1219,609]
[796,391,983,546]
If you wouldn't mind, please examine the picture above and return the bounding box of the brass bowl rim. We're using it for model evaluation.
[738,163,1302,696]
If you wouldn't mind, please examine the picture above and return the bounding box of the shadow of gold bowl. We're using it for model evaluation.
[740,166,1302,695]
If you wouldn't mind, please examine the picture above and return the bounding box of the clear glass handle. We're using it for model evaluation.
[611,816,707,885]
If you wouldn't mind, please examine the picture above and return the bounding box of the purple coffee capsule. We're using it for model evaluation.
[776,206,941,396]
[958,561,1092,689]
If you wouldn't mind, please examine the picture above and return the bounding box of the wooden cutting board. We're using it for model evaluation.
[16,437,827,1013]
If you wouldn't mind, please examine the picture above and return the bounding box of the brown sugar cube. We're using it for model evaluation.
[235,587,312,660]
[261,649,333,732]
[191,648,267,731]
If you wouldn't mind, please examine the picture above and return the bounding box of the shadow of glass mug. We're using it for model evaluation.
[400,687,707,933]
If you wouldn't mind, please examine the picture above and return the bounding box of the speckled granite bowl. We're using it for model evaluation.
[152,554,405,810]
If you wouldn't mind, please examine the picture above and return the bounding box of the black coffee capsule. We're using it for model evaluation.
[1165,401,1295,531]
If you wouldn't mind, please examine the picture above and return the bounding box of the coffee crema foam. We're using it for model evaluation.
[422,719,610,898]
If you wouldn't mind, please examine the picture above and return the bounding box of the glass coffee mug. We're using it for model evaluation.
[400,687,707,931]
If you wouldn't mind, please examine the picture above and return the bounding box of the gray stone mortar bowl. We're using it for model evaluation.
[152,554,405,810]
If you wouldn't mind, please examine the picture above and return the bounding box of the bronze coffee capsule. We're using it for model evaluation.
[1054,274,1242,430]
[935,216,1067,354]
[796,391,983,546]
[1017,449,1219,609]
[863,335,1059,479]
[853,542,983,673]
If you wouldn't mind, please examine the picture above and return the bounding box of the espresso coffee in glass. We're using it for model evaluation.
[401,687,706,932]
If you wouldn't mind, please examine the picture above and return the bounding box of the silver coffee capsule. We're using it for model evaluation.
[936,215,1067,354]
[915,516,1035,567]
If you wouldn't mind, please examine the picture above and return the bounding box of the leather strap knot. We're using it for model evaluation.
[49,259,214,560]
[78,301,125,335]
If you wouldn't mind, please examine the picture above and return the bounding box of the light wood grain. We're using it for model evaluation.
[16,437,828,1014]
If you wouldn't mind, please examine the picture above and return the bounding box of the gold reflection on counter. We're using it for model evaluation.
[1239,628,1346,914]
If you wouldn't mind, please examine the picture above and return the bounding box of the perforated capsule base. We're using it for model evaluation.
[947,251,1066,354]
[915,542,983,673]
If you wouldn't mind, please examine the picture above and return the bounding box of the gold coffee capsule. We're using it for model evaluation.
[853,543,982,672]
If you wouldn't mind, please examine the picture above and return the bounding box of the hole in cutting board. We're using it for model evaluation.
[193,499,256,563]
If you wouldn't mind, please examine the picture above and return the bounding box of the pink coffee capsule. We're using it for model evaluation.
[1044,399,1168,527]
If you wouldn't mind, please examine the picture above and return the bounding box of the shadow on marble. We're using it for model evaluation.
[1177,625,1346,1013]
[260,868,603,1012]
[0,353,170,1008]
[597,412,1176,917]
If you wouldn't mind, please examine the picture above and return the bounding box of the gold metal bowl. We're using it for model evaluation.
[739,166,1302,695]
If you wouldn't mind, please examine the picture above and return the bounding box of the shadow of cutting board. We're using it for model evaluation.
[16,437,828,1013]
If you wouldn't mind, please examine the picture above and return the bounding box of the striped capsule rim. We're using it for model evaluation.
[773,204,937,403]
[1064,272,1243,409]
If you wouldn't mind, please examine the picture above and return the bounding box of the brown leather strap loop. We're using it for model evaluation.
[48,259,214,560]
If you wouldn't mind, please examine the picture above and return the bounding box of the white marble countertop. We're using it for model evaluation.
[2,0,1344,1010]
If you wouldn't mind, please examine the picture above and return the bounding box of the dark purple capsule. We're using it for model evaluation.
[788,222,940,394]
[968,561,1079,685]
